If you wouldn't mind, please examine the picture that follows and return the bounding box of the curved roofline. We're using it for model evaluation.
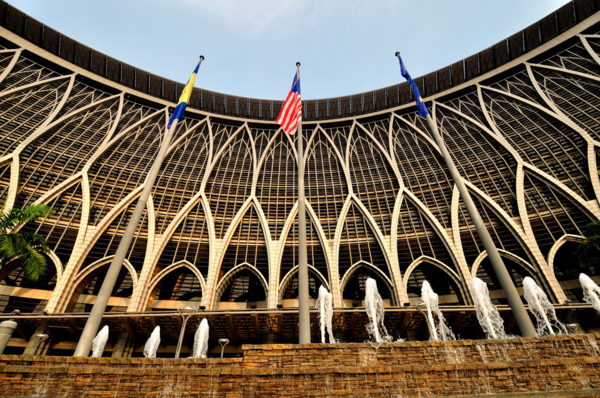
[0,0,597,122]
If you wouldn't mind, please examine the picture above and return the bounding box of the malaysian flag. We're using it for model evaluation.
[276,72,302,134]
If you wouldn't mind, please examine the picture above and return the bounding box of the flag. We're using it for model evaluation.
[398,55,429,118]
[276,72,302,134]
[168,61,200,129]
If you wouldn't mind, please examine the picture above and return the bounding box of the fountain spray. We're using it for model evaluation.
[143,326,161,358]
[316,285,336,343]
[91,325,109,358]
[580,273,600,313]
[420,281,455,341]
[364,278,390,343]
[192,318,209,358]
[523,277,566,336]
[471,277,506,339]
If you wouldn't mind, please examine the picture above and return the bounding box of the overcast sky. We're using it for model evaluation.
[7,0,570,100]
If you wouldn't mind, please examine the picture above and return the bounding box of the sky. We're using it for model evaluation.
[7,0,570,101]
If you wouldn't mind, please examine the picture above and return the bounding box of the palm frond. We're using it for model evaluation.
[14,204,54,229]
[17,244,47,281]
[0,232,23,263]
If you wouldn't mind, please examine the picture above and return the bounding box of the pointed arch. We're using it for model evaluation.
[305,128,350,240]
[360,114,392,154]
[0,50,19,83]
[0,51,62,93]
[396,195,459,275]
[322,124,350,164]
[251,125,278,163]
[14,96,121,209]
[403,256,468,305]
[87,110,166,225]
[219,203,269,283]
[436,103,520,218]
[153,200,210,280]
[338,201,393,288]
[455,185,536,269]
[529,64,600,142]
[205,127,254,238]
[481,86,595,201]
[392,116,454,229]
[0,76,72,157]
[522,169,594,258]
[485,67,548,106]
[340,261,397,306]
[110,99,159,140]
[0,251,61,290]
[473,250,543,304]
[255,129,297,240]
[278,264,329,304]
[65,256,137,313]
[210,119,244,162]
[18,179,83,266]
[213,263,268,309]
[279,209,329,285]
[348,124,400,235]
[152,121,210,234]
[547,234,597,303]
[85,199,150,274]
[444,92,490,128]
[146,260,205,311]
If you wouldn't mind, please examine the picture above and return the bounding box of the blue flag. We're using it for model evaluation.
[398,55,429,118]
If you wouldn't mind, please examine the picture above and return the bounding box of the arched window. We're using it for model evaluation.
[216,266,267,309]
[406,261,465,305]
[476,255,539,305]
[342,263,395,306]
[149,265,203,311]
[553,240,599,302]
[0,254,57,313]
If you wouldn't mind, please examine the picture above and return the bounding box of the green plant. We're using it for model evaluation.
[575,220,600,268]
[0,204,54,281]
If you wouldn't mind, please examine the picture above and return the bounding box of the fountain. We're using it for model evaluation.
[143,326,161,358]
[364,278,390,343]
[471,277,507,339]
[315,285,336,344]
[420,281,455,341]
[191,318,209,358]
[91,325,109,358]
[522,276,567,336]
[580,273,600,313]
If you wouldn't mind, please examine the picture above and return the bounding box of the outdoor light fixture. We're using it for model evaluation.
[32,333,49,355]
[218,338,229,358]
[175,306,197,359]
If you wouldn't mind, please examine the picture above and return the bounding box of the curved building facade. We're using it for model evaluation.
[0,0,599,323]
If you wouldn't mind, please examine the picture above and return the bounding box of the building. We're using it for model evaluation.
[0,1,599,353]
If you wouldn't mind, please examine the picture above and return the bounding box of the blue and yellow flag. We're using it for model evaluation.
[168,61,200,128]
[397,55,429,118]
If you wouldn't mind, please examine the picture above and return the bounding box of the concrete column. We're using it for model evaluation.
[111,332,131,358]
[0,321,17,355]
[23,326,51,356]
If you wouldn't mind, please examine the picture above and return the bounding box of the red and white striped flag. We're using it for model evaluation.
[276,72,302,134]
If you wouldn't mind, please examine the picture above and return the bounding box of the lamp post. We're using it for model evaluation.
[218,338,229,358]
[174,306,197,359]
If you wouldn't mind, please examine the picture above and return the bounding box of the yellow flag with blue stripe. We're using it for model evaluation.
[168,61,200,128]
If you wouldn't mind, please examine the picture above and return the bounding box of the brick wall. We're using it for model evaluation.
[0,334,599,397]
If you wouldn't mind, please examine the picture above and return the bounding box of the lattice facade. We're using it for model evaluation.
[1,5,600,316]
